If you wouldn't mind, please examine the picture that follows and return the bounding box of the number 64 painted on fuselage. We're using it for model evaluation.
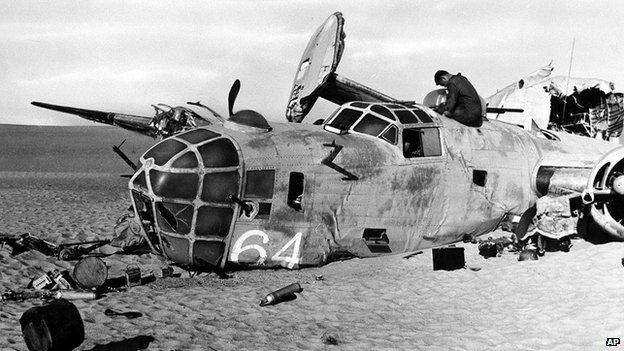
[229,230,303,269]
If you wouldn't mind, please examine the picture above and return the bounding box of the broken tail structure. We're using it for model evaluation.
[285,12,403,123]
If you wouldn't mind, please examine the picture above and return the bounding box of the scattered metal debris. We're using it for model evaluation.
[0,232,110,261]
[0,233,57,257]
[477,236,516,259]
[161,266,174,278]
[104,308,142,319]
[31,270,75,290]
[57,239,111,261]
[321,331,340,345]
[402,251,423,259]
[518,248,539,261]
[125,265,142,287]
[260,282,303,307]
[432,247,465,271]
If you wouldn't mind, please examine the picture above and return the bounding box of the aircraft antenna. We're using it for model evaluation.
[562,38,576,120]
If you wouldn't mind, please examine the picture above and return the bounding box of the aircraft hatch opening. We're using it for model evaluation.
[288,172,304,212]
[362,228,391,253]
[239,170,275,220]
[473,170,488,187]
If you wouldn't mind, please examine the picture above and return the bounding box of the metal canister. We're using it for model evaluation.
[20,299,85,351]
[125,265,141,287]
[73,257,108,289]
[260,282,303,306]
[51,270,75,290]
[161,266,174,278]
[32,272,54,290]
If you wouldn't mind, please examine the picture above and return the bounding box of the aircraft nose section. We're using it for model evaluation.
[128,128,242,268]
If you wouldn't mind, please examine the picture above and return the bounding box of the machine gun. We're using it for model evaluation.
[0,233,110,261]
[0,233,57,256]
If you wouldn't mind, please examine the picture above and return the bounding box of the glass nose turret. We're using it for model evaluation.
[128,128,242,268]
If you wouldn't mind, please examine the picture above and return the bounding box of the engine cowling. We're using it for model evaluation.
[583,147,624,239]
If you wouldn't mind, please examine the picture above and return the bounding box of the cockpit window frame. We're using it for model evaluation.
[323,102,443,151]
[380,125,398,145]
[352,113,391,138]
[401,126,444,159]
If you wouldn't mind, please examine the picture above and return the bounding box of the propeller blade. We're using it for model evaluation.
[228,79,241,117]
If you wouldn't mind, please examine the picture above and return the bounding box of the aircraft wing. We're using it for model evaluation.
[32,101,157,138]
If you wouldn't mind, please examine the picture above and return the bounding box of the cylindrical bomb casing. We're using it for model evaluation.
[54,291,97,300]
[260,282,303,306]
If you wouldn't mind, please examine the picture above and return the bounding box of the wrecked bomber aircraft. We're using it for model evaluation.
[32,13,624,270]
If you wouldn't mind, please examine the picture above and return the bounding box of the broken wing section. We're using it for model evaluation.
[285,12,398,123]
[32,101,157,137]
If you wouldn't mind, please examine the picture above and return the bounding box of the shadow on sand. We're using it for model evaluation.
[86,335,155,351]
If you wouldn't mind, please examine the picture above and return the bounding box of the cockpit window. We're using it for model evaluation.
[403,129,423,157]
[143,139,186,166]
[195,206,233,237]
[411,108,433,123]
[352,113,390,137]
[198,138,239,168]
[132,170,148,189]
[403,128,442,158]
[351,102,370,108]
[155,201,193,235]
[326,108,363,131]
[395,110,419,124]
[177,129,221,144]
[149,170,199,199]
[380,125,397,144]
[201,171,239,203]
[244,170,275,199]
[388,104,406,109]
[171,151,199,168]
[371,105,395,120]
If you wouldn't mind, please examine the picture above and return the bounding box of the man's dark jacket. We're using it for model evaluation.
[443,73,483,127]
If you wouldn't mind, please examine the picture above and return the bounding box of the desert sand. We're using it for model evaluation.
[1,125,624,350]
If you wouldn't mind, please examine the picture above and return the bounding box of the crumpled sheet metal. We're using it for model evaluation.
[524,194,578,240]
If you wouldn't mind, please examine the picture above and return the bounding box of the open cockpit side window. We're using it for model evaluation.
[403,128,442,158]
[242,170,276,220]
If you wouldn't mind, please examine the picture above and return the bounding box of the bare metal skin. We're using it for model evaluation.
[31,13,624,270]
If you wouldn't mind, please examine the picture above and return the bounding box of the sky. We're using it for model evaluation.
[2,0,624,125]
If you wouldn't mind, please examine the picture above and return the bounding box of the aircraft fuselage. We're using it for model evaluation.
[128,105,618,270]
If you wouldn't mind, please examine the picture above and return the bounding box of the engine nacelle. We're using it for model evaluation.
[585,147,624,239]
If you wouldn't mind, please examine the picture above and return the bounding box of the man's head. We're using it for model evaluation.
[610,82,616,91]
[434,70,451,86]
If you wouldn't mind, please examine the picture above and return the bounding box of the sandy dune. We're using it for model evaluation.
[1,125,624,350]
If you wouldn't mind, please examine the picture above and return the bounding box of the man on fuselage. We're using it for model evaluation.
[433,70,483,127]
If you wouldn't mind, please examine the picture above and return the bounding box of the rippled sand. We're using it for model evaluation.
[1,126,623,350]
